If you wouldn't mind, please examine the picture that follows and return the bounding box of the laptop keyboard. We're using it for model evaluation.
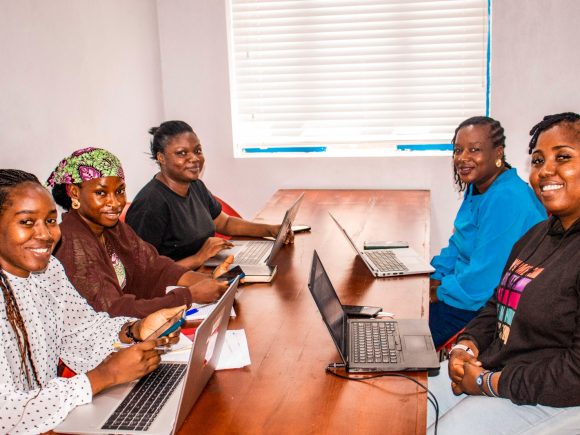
[101,363,187,431]
[352,321,400,364]
[365,250,408,272]
[235,241,271,264]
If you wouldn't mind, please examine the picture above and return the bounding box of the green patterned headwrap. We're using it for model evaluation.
[46,147,125,186]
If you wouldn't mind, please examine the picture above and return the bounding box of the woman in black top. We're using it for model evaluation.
[126,120,292,270]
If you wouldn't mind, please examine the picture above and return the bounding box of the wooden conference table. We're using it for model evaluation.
[182,189,432,435]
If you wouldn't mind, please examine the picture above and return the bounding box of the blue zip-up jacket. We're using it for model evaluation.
[431,168,546,311]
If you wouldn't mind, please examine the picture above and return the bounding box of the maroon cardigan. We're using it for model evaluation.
[55,210,192,317]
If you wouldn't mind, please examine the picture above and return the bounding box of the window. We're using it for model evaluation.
[227,0,490,156]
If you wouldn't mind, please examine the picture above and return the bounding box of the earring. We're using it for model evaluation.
[495,159,502,168]
[71,198,80,209]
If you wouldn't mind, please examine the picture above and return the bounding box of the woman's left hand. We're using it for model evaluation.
[136,305,186,344]
[454,361,486,395]
[213,255,234,278]
[429,279,441,303]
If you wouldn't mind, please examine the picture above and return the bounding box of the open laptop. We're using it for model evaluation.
[56,277,239,435]
[308,251,439,373]
[205,192,304,268]
[329,212,434,277]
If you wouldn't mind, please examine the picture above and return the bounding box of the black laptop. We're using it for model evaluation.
[308,250,439,373]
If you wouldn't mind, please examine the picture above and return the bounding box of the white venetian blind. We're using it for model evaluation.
[227,0,489,155]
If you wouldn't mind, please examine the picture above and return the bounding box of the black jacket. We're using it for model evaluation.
[460,217,580,406]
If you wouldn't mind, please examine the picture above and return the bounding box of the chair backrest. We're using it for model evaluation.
[213,195,242,240]
[119,201,131,223]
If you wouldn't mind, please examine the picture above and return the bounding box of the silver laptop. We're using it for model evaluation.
[308,251,439,373]
[56,278,239,435]
[329,212,434,277]
[205,192,304,268]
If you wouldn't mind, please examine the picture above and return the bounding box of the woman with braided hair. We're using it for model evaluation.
[429,116,546,347]
[0,169,183,433]
[427,113,580,434]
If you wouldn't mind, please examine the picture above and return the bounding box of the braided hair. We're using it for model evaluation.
[451,116,511,191]
[148,120,195,161]
[528,112,580,154]
[0,169,43,389]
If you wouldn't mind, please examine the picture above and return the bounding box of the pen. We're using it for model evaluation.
[112,342,171,352]
[186,303,214,316]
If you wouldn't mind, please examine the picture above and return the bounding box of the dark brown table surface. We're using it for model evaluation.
[179,189,432,435]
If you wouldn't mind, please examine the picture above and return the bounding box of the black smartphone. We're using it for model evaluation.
[216,265,246,284]
[342,304,382,318]
[363,240,409,250]
[291,224,311,233]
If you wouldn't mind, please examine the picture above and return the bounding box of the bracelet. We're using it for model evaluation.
[476,370,490,396]
[450,343,475,357]
[486,371,499,398]
[125,321,142,343]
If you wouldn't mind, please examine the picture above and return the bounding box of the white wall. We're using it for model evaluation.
[490,0,580,178]
[0,0,164,199]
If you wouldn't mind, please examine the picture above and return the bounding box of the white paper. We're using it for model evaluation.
[160,330,251,370]
[160,333,193,362]
[185,301,236,321]
[215,330,252,370]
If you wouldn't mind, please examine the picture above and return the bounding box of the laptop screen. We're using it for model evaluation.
[308,251,348,360]
[265,192,304,265]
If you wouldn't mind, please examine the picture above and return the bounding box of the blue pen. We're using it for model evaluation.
[186,303,214,317]
[186,307,199,316]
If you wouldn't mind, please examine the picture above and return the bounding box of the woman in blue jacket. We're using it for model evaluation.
[429,116,546,348]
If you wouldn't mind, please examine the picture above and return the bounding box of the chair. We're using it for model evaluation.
[58,359,76,378]
[119,201,131,223]
[437,328,465,361]
[213,195,242,240]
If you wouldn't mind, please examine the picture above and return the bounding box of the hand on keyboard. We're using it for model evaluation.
[200,236,234,260]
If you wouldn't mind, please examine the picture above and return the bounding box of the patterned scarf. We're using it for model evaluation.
[46,147,124,186]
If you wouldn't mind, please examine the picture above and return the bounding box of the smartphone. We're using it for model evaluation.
[144,309,185,341]
[216,265,246,284]
[342,304,382,318]
[291,224,311,233]
[363,240,409,250]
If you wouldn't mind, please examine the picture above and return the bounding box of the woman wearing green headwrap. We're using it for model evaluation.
[47,147,227,318]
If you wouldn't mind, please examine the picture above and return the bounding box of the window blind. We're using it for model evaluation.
[227,0,489,155]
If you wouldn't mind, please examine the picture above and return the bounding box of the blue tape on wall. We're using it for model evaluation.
[243,146,327,153]
[396,144,453,151]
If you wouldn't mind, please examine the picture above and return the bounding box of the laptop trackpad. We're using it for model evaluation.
[404,335,429,351]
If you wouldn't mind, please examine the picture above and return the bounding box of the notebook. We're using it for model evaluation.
[56,277,239,435]
[205,193,305,274]
[308,251,439,373]
[328,212,435,277]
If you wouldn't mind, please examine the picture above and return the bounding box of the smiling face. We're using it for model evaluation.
[157,132,205,184]
[69,176,126,235]
[453,124,504,193]
[529,124,580,229]
[0,183,61,277]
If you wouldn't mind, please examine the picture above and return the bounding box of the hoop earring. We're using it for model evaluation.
[71,198,80,210]
[495,159,502,168]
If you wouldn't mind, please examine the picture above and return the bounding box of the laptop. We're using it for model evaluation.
[308,251,439,373]
[329,212,435,277]
[56,277,239,435]
[205,192,304,269]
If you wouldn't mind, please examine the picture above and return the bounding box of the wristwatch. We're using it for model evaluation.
[450,343,474,356]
